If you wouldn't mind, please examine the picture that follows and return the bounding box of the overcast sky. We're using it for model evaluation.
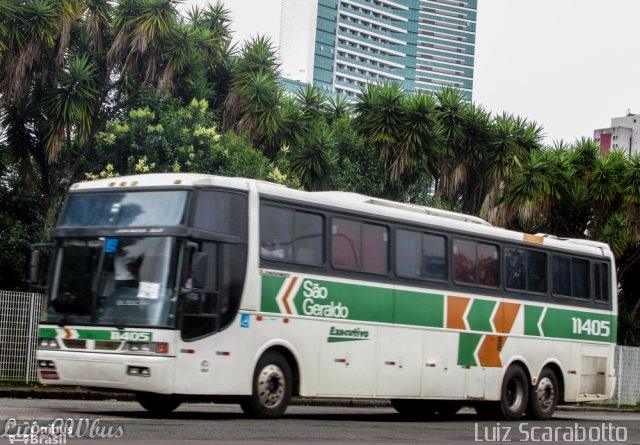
[185,0,640,145]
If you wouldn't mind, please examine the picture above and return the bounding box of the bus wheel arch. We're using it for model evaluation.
[527,363,563,420]
[240,347,298,418]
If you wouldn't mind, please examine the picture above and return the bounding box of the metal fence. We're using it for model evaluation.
[0,291,43,382]
[613,345,640,406]
[0,289,639,404]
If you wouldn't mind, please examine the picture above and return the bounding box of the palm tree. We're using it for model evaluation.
[353,82,404,182]
[289,122,337,191]
[222,35,283,155]
[623,154,640,239]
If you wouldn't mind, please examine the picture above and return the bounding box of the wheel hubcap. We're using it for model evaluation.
[257,364,285,407]
[536,377,555,412]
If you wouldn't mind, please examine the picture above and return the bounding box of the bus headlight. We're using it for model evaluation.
[124,342,169,354]
[38,338,60,349]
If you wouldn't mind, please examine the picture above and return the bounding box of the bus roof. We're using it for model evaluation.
[69,173,613,258]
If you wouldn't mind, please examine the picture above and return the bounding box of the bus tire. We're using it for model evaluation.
[240,351,292,418]
[498,364,529,420]
[528,368,559,420]
[136,392,182,414]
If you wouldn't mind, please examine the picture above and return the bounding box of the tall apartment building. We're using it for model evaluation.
[279,0,477,99]
[594,113,640,157]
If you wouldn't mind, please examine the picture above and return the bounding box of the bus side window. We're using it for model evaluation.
[594,262,610,303]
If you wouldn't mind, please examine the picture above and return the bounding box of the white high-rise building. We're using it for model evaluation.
[594,113,640,157]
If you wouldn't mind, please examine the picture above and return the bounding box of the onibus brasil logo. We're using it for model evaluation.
[275,277,349,319]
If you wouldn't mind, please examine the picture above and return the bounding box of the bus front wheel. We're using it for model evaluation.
[527,368,559,420]
[136,392,182,414]
[240,351,292,418]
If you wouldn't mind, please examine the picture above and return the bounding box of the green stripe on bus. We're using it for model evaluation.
[261,274,286,314]
[458,333,482,367]
[75,329,114,341]
[295,278,394,323]
[394,290,444,328]
[541,309,616,342]
[38,328,57,338]
[466,299,496,332]
[524,305,544,336]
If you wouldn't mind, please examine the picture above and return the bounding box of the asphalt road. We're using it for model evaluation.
[0,398,639,445]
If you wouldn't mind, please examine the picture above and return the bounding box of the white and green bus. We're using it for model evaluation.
[36,173,617,420]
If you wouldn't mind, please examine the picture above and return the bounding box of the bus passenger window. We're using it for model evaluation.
[260,206,293,261]
[421,234,446,280]
[572,258,590,299]
[332,219,361,269]
[594,263,610,303]
[362,224,388,274]
[396,230,422,277]
[552,256,571,296]
[293,212,324,265]
[478,243,499,287]
[453,239,475,284]
[528,251,547,293]
[505,248,526,290]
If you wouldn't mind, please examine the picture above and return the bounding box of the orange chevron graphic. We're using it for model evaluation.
[493,302,521,334]
[447,296,470,330]
[282,277,298,315]
[64,328,72,339]
[477,335,506,367]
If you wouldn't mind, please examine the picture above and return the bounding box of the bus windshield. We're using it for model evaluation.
[46,237,179,328]
[58,191,188,228]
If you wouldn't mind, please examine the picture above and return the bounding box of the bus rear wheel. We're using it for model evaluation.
[240,351,292,418]
[527,368,559,420]
[476,365,529,420]
[136,392,182,414]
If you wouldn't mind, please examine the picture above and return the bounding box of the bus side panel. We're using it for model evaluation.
[316,321,377,396]
[421,330,466,398]
[376,326,423,397]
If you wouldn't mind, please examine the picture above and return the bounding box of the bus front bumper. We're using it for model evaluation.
[37,350,176,394]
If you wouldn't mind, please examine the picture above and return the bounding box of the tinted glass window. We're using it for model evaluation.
[332,218,361,268]
[59,191,188,227]
[194,191,246,237]
[594,262,610,303]
[505,248,547,293]
[552,256,571,296]
[453,239,475,284]
[332,219,388,274]
[260,205,324,265]
[293,212,324,265]
[422,233,447,280]
[396,230,421,277]
[396,230,447,280]
[478,243,499,287]
[362,224,388,274]
[260,206,293,260]
[505,248,526,290]
[572,258,590,299]
[528,251,548,293]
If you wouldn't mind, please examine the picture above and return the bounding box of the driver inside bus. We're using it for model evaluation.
[114,251,142,288]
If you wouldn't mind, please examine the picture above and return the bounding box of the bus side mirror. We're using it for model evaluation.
[29,250,40,286]
[192,252,208,289]
[29,244,51,291]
